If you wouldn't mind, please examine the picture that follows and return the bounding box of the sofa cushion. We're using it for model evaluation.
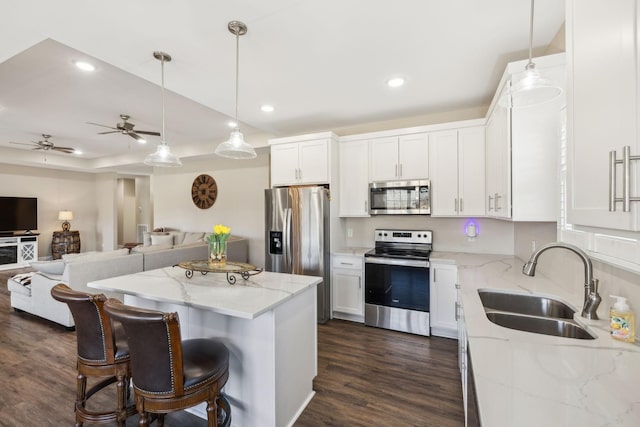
[183,232,205,244]
[62,251,96,261]
[171,231,186,245]
[63,248,130,264]
[151,234,174,246]
[131,244,173,253]
[30,259,65,275]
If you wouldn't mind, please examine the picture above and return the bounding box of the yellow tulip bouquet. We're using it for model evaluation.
[206,224,231,265]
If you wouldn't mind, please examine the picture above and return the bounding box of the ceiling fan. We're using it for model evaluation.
[87,114,160,143]
[9,134,76,154]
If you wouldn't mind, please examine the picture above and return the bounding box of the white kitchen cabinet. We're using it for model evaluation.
[457,284,468,426]
[369,133,429,182]
[270,134,336,187]
[429,127,485,216]
[339,140,370,216]
[485,53,565,221]
[566,0,640,231]
[429,262,457,338]
[331,254,364,321]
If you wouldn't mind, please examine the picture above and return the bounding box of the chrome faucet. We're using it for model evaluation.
[522,242,601,320]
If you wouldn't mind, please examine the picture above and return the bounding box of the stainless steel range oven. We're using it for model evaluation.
[364,229,432,336]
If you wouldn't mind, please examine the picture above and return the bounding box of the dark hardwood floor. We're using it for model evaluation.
[0,268,463,426]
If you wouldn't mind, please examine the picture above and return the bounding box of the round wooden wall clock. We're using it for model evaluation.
[191,174,218,209]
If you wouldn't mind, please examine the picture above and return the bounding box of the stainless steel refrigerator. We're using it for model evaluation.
[265,186,330,323]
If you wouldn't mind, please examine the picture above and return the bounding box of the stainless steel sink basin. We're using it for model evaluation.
[484,311,595,340]
[478,290,576,319]
[478,290,596,340]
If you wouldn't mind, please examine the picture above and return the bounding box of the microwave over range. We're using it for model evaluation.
[369,179,430,215]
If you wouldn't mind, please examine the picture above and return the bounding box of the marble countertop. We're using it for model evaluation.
[431,252,640,427]
[88,266,321,319]
[332,247,371,256]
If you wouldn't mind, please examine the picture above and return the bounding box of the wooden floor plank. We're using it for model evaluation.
[0,268,463,426]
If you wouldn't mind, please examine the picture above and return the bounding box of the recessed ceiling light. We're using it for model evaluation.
[387,77,405,88]
[261,104,274,113]
[74,61,95,72]
[228,121,237,128]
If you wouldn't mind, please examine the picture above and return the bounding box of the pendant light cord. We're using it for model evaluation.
[234,29,240,128]
[161,57,167,143]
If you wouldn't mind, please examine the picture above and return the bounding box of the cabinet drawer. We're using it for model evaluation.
[332,255,362,270]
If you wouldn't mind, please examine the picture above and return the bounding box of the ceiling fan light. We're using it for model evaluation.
[144,143,182,167]
[215,129,257,159]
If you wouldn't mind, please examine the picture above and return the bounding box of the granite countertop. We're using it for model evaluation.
[430,252,640,427]
[88,266,321,320]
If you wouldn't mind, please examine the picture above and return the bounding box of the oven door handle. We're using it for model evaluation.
[365,257,429,268]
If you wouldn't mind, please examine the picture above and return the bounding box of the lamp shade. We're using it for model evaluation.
[144,143,182,167]
[58,211,73,221]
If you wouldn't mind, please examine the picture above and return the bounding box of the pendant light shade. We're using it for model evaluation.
[145,51,182,167]
[498,0,563,108]
[215,21,257,160]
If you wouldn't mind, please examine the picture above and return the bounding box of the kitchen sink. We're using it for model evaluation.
[478,290,575,319]
[478,289,596,340]
[484,311,596,340]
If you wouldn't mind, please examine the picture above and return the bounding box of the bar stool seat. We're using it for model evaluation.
[51,284,136,427]
[104,298,231,427]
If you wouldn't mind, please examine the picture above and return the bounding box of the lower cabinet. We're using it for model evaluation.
[429,261,458,338]
[331,254,364,322]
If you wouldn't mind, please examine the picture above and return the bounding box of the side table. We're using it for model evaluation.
[52,230,81,260]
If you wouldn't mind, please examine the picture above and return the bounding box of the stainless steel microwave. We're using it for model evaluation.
[369,180,431,215]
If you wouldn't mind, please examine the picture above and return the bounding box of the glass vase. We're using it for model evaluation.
[209,240,227,266]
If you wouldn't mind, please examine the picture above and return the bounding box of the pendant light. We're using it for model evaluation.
[498,0,563,108]
[144,51,182,167]
[215,21,257,159]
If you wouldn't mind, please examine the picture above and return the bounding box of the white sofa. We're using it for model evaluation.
[6,235,249,328]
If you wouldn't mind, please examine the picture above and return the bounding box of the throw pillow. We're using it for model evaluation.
[150,234,174,246]
[143,231,170,246]
[29,260,65,275]
[171,232,186,246]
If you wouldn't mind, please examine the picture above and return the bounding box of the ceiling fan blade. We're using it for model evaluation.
[32,147,45,150]
[87,122,118,130]
[128,132,146,142]
[53,147,75,154]
[98,131,120,135]
[9,141,35,147]
[135,130,161,136]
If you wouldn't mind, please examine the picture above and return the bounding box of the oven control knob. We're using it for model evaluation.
[417,234,422,238]
[384,233,388,236]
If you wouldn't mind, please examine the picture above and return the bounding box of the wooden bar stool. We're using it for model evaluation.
[104,298,231,427]
[51,284,135,426]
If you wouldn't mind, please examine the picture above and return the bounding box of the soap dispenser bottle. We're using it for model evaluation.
[610,295,635,343]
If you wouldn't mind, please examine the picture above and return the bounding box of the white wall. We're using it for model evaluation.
[94,173,118,251]
[152,154,270,266]
[0,164,100,258]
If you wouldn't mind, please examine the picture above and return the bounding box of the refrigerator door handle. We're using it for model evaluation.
[283,207,293,271]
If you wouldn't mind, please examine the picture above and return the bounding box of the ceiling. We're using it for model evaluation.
[0,0,565,174]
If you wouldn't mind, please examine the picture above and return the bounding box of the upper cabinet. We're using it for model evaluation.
[269,132,337,187]
[485,53,565,221]
[369,133,429,181]
[429,126,485,217]
[339,140,370,217]
[566,0,640,231]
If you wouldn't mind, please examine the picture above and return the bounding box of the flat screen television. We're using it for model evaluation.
[0,197,38,234]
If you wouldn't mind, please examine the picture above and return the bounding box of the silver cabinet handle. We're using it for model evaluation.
[460,198,464,213]
[364,200,368,213]
[455,283,461,289]
[488,195,494,211]
[399,163,403,177]
[358,276,361,289]
[495,192,502,211]
[395,164,398,178]
[455,301,460,321]
[608,146,640,212]
[454,198,458,213]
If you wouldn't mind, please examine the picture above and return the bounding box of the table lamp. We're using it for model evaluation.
[58,211,73,231]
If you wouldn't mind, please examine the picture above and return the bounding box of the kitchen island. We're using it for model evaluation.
[88,266,321,427]
[431,252,640,427]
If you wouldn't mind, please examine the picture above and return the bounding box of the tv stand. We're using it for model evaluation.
[0,234,39,271]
